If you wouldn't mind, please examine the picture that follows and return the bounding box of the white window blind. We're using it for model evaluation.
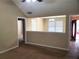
[31,19,37,31]
[48,20,55,32]
[48,19,64,33]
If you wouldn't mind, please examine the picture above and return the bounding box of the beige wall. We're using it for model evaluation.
[43,19,48,31]
[0,0,25,52]
[26,16,69,50]
[27,31,69,49]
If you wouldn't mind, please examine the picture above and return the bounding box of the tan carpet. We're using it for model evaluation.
[0,43,78,59]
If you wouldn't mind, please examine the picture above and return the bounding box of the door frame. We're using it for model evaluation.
[17,17,27,45]
[69,15,79,41]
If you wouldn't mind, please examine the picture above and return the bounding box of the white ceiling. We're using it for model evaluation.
[12,0,79,17]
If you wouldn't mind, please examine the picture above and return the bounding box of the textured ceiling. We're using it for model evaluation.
[12,0,79,17]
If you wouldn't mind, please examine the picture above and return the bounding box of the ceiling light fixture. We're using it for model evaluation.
[32,0,37,2]
[26,0,36,3]
[22,0,42,3]
[22,0,26,2]
[26,0,31,3]
[37,0,42,2]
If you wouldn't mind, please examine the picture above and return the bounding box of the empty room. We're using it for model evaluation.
[0,0,79,59]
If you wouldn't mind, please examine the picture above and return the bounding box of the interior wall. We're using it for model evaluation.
[27,31,68,49]
[26,16,69,50]
[43,19,48,31]
[0,0,25,52]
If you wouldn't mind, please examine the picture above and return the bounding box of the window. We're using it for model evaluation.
[31,19,37,31]
[48,19,55,32]
[31,18,43,31]
[48,19,65,33]
[26,15,66,32]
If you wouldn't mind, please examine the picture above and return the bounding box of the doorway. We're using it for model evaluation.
[17,17,26,45]
[71,15,79,42]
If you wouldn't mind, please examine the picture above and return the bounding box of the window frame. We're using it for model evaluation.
[48,19,65,33]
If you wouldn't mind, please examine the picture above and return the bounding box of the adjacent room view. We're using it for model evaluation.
[0,0,79,59]
[18,19,23,42]
[71,15,79,41]
[69,15,79,59]
[18,18,26,45]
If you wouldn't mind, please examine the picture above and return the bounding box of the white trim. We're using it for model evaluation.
[69,15,72,40]
[17,17,27,44]
[0,46,18,54]
[26,42,69,51]
[17,17,19,46]
[25,18,28,43]
[67,15,71,48]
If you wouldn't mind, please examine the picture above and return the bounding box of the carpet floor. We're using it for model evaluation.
[0,42,79,59]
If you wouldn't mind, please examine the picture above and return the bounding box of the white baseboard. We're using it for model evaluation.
[26,42,69,51]
[0,46,18,54]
